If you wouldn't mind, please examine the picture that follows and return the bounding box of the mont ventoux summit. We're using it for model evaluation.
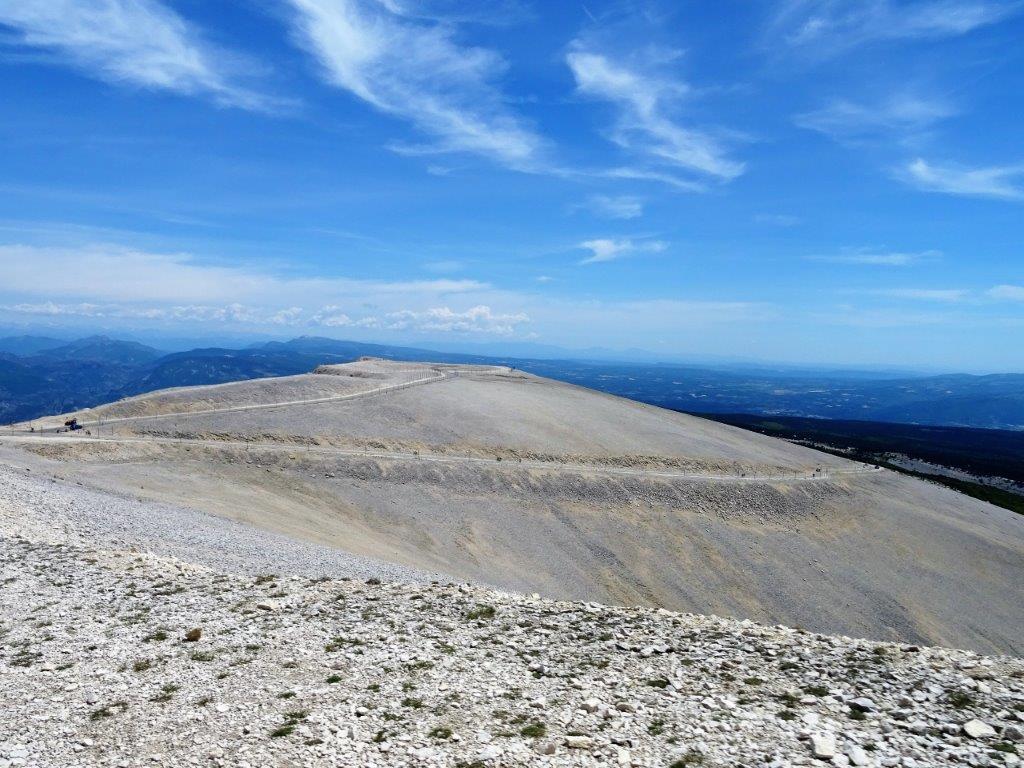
[1,2,1023,768]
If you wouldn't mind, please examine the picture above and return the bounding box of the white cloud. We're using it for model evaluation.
[384,305,529,335]
[770,0,1017,57]
[988,284,1024,301]
[873,288,969,302]
[285,0,543,169]
[600,166,707,192]
[268,306,304,325]
[3,301,279,323]
[795,94,956,140]
[900,158,1024,200]
[578,238,667,265]
[310,306,353,327]
[0,243,487,305]
[0,0,274,110]
[566,48,743,182]
[0,242,538,337]
[0,242,782,348]
[807,248,940,266]
[576,195,644,220]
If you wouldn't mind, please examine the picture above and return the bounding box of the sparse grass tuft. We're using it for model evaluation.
[465,605,496,621]
[90,701,128,720]
[150,683,180,703]
[947,691,975,709]
[519,722,546,738]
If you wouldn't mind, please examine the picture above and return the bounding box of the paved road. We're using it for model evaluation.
[18,370,454,431]
[0,432,883,484]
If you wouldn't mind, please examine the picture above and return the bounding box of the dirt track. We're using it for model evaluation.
[0,432,882,483]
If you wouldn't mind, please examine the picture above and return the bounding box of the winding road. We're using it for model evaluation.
[0,431,883,484]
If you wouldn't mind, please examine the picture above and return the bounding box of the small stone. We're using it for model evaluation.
[255,601,277,612]
[847,746,870,766]
[1004,725,1024,742]
[811,734,837,760]
[617,748,632,766]
[535,742,557,755]
[963,719,996,739]
[582,697,601,713]
[565,736,594,750]
[849,697,877,712]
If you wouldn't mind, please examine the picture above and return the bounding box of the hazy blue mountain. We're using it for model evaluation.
[28,335,164,366]
[0,335,67,356]
[2,334,1023,430]
[120,348,345,394]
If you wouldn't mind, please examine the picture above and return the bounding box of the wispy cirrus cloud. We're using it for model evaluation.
[284,0,543,170]
[566,46,744,183]
[577,238,667,265]
[795,93,956,141]
[899,158,1024,199]
[574,194,645,220]
[0,242,487,305]
[769,0,1018,58]
[0,0,275,110]
[807,247,940,266]
[872,287,970,301]
[988,284,1024,301]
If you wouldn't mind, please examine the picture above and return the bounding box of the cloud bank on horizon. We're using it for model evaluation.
[0,0,1021,369]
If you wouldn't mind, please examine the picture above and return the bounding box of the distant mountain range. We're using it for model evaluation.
[1,333,1023,430]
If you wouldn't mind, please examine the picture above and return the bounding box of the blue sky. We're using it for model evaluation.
[0,0,1022,370]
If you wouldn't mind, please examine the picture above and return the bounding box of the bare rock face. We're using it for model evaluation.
[2,469,1023,768]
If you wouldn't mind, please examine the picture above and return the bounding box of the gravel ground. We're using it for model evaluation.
[0,464,436,583]
[2,471,1023,768]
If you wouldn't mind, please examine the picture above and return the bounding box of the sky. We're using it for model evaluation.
[0,0,1022,371]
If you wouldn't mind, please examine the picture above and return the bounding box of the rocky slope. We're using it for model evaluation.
[1,465,1023,768]
[3,359,1024,655]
